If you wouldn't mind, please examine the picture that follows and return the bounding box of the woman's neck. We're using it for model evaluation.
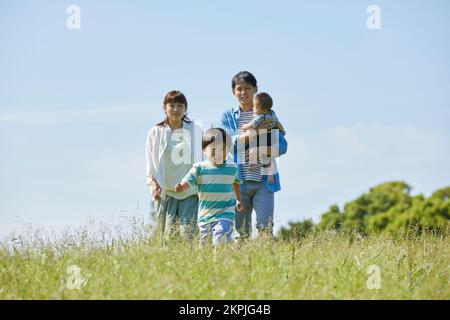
[168,119,183,130]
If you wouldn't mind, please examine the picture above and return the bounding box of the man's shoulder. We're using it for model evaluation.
[221,106,239,116]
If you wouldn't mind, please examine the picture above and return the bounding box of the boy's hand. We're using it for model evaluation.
[175,182,188,192]
[236,200,244,213]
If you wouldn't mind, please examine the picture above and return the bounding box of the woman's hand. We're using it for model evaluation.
[150,178,162,200]
[236,200,244,213]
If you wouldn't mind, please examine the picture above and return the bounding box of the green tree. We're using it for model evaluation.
[282,182,449,236]
[278,219,315,241]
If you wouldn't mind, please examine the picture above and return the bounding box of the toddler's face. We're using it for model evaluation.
[205,143,227,165]
[253,98,266,115]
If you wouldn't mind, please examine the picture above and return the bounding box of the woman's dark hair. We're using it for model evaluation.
[202,128,231,151]
[231,71,257,90]
[157,90,192,126]
[254,92,273,111]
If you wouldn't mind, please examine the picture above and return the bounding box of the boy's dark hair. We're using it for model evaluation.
[202,128,231,151]
[254,92,273,111]
[231,71,257,90]
[157,90,192,126]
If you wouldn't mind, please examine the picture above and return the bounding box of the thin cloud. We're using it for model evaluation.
[0,105,152,124]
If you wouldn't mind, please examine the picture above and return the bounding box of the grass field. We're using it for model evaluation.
[0,223,449,300]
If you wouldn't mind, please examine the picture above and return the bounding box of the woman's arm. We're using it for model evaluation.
[146,128,163,200]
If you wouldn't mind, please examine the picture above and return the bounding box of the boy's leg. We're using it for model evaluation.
[235,181,256,241]
[178,195,199,241]
[253,182,275,238]
[211,220,234,246]
[198,223,211,247]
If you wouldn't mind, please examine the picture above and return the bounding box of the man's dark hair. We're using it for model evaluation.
[231,71,257,90]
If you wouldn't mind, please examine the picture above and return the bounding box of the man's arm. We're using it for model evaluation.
[278,131,288,156]
[276,120,286,136]
[219,111,239,139]
[219,110,240,157]
[266,130,287,158]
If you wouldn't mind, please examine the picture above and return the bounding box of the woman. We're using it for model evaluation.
[146,90,203,241]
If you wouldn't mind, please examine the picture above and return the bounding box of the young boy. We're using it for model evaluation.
[175,128,244,246]
[241,92,286,184]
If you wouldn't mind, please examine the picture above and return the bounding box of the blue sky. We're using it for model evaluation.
[1,0,449,237]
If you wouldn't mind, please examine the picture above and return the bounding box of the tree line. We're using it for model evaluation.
[278,181,450,240]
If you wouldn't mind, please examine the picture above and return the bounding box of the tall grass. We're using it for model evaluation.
[0,221,448,299]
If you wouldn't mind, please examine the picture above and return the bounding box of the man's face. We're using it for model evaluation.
[233,82,256,106]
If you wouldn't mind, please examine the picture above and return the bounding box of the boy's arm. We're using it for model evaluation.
[233,182,244,213]
[233,169,244,212]
[233,182,242,202]
[175,165,199,192]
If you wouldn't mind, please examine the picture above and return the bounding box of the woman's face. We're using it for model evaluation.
[164,102,186,122]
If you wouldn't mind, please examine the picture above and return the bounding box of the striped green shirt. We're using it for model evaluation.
[183,160,241,226]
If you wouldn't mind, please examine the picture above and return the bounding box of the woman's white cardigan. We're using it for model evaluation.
[145,121,203,199]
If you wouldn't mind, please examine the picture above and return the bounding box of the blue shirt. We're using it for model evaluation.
[219,106,288,193]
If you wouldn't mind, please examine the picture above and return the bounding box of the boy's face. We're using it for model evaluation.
[233,82,257,107]
[205,143,227,165]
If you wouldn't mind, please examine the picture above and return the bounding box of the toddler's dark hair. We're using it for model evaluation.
[202,128,232,151]
[254,92,273,111]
